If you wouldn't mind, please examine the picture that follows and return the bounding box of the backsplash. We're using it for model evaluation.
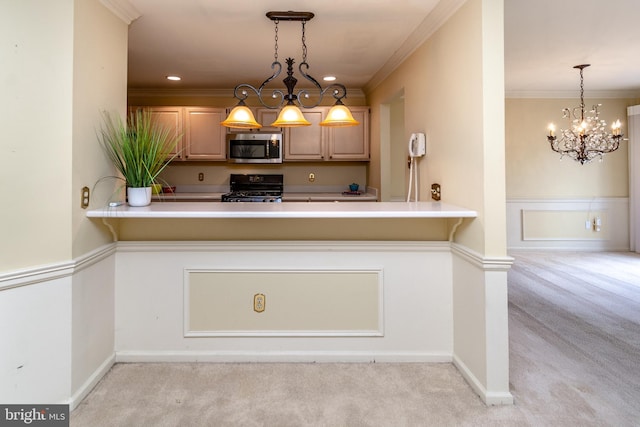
[158,162,369,193]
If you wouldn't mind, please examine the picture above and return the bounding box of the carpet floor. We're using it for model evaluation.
[70,251,640,426]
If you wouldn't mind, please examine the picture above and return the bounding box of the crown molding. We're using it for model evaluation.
[505,89,640,99]
[127,87,366,100]
[100,0,141,25]
[364,0,467,93]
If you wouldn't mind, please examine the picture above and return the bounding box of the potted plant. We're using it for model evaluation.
[98,109,180,206]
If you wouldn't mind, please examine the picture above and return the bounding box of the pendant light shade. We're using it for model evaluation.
[220,105,261,129]
[270,105,311,127]
[320,103,360,127]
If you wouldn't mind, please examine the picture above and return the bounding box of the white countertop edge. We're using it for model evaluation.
[87,201,477,219]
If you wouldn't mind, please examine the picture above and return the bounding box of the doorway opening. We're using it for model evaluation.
[380,90,406,201]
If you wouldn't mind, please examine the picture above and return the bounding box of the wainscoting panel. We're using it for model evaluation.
[114,241,453,362]
[522,210,610,240]
[186,269,382,336]
[507,198,629,250]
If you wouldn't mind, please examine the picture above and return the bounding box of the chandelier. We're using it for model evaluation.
[221,11,359,129]
[546,64,623,164]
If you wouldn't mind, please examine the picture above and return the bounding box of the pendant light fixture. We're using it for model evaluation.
[221,11,359,129]
[546,64,623,164]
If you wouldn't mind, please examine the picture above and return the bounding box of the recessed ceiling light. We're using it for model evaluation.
[323,76,336,82]
[166,75,181,81]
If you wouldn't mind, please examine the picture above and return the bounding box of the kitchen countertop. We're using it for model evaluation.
[87,201,477,219]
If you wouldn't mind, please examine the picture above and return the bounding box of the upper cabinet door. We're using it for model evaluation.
[183,107,227,160]
[140,106,184,159]
[284,108,327,161]
[255,108,283,133]
[328,107,370,161]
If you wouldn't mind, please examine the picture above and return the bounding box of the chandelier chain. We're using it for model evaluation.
[579,67,585,120]
[273,19,279,62]
[301,20,307,63]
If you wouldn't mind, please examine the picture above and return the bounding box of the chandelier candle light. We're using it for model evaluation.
[546,64,623,164]
[221,11,359,129]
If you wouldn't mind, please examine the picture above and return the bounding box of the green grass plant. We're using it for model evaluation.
[98,109,180,188]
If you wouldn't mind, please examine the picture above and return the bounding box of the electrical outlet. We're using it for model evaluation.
[253,293,265,313]
[585,220,592,230]
[431,183,441,201]
[81,186,90,209]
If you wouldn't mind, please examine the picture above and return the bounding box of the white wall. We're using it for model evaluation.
[0,277,72,404]
[629,105,640,252]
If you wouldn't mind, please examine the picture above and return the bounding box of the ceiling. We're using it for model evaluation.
[125,0,640,96]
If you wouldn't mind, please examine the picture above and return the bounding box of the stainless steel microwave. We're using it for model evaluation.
[227,133,283,164]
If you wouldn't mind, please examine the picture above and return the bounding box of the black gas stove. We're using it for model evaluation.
[221,174,283,202]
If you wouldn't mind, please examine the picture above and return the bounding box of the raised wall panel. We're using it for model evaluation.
[185,269,382,336]
[522,210,609,240]
[506,198,629,250]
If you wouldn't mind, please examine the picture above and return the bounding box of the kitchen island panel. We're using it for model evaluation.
[116,218,450,241]
[114,241,454,361]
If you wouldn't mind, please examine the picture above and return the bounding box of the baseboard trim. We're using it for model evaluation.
[115,351,452,364]
[452,354,513,405]
[450,243,514,271]
[67,353,116,411]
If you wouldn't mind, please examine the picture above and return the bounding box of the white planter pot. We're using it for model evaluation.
[127,187,152,207]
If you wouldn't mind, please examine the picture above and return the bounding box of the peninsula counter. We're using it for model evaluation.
[87,201,477,219]
[83,199,506,406]
[87,201,476,241]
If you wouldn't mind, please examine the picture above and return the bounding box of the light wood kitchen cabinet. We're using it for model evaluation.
[328,106,370,161]
[133,106,227,161]
[284,108,327,160]
[183,107,226,160]
[141,106,184,158]
[255,108,282,133]
[284,106,370,161]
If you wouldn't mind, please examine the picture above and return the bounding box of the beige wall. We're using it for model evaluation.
[367,0,506,256]
[72,0,129,258]
[1,1,74,271]
[0,0,127,272]
[506,97,636,199]
[158,162,367,192]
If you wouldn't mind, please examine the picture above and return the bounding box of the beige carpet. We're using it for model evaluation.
[71,251,640,427]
